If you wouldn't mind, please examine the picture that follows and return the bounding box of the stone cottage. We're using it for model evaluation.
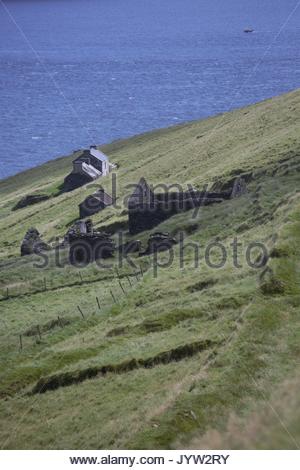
[63,146,110,191]
[79,189,114,218]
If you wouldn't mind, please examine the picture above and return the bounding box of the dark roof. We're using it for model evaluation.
[79,190,113,207]
[74,147,108,164]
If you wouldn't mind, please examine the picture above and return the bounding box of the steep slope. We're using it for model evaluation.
[0,89,299,449]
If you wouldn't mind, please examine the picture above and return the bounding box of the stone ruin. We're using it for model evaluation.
[66,220,178,265]
[128,177,247,234]
[19,175,246,264]
[20,220,177,266]
[66,219,116,266]
[21,228,50,257]
[79,188,114,218]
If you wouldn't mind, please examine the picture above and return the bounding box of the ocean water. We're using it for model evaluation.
[0,0,299,179]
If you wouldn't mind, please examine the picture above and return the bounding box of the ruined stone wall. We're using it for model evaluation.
[128,178,246,235]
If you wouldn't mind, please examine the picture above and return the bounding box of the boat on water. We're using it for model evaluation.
[244,28,254,33]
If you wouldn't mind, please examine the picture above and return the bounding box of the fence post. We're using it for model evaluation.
[77,306,85,319]
[110,289,117,303]
[37,325,42,340]
[118,279,126,295]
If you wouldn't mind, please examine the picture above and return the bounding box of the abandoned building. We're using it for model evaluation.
[128,177,247,234]
[67,219,116,266]
[65,219,93,241]
[65,219,178,266]
[79,188,114,218]
[21,228,50,256]
[63,146,110,191]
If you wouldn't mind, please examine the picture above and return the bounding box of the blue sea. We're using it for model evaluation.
[0,0,299,179]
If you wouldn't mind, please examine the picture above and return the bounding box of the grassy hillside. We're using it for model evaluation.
[0,89,299,449]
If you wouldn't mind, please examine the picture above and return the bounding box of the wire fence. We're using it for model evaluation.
[15,264,148,352]
[0,260,149,301]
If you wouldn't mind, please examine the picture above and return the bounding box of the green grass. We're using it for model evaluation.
[0,89,300,449]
